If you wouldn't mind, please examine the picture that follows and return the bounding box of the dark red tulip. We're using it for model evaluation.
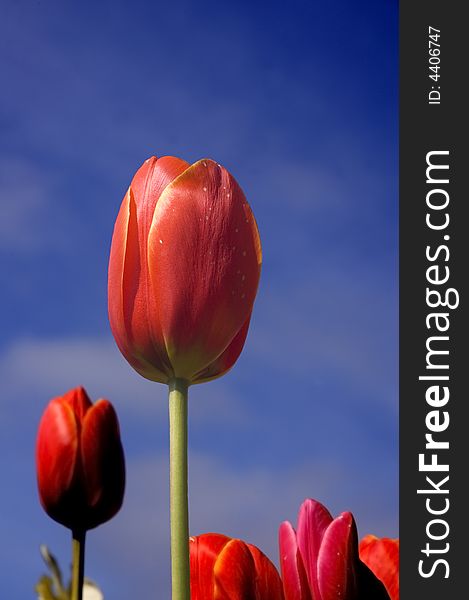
[190,533,284,600]
[36,386,125,532]
[359,536,399,600]
[108,156,262,385]
[279,499,390,600]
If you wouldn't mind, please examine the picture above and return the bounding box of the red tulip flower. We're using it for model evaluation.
[108,155,262,385]
[190,533,285,600]
[36,386,125,532]
[279,499,390,600]
[359,536,399,600]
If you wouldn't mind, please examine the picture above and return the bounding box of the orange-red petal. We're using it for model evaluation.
[359,536,399,600]
[190,533,231,600]
[108,156,189,382]
[148,159,262,381]
[191,533,283,600]
[193,317,251,384]
[246,541,285,600]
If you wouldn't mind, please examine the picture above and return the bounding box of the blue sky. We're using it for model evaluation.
[0,0,398,597]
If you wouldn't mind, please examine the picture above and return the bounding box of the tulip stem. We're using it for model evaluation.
[71,530,86,600]
[168,378,190,600]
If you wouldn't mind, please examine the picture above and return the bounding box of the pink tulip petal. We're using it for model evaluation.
[148,158,262,381]
[80,399,125,528]
[297,499,334,598]
[279,521,312,600]
[36,399,78,510]
[359,536,399,600]
[317,512,358,600]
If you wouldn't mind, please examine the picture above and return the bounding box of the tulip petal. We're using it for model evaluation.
[247,541,286,600]
[36,398,78,513]
[279,522,312,600]
[148,159,262,381]
[108,156,189,383]
[297,499,334,598]
[359,536,399,600]
[81,399,125,529]
[62,386,93,422]
[213,538,257,600]
[193,317,251,384]
[190,533,231,600]
[317,512,358,600]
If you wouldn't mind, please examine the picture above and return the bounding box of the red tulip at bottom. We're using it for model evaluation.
[279,499,391,600]
[190,533,285,600]
[359,536,399,600]
[36,386,125,532]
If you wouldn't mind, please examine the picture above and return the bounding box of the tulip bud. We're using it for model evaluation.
[279,499,391,600]
[108,156,262,385]
[359,536,399,600]
[190,533,284,600]
[36,386,125,532]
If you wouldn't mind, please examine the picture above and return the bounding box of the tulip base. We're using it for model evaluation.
[169,378,190,600]
[71,530,86,600]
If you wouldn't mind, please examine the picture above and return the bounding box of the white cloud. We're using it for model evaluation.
[0,335,249,428]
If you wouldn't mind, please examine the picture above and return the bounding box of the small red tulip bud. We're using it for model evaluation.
[36,386,125,532]
[108,156,262,385]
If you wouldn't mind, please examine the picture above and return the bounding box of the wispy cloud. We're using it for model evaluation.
[0,157,56,253]
[0,336,250,429]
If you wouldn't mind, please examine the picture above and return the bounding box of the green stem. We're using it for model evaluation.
[71,530,86,600]
[168,378,190,600]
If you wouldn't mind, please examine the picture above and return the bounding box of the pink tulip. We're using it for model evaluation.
[279,499,390,600]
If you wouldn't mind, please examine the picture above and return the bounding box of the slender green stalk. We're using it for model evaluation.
[168,378,190,600]
[71,530,86,600]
